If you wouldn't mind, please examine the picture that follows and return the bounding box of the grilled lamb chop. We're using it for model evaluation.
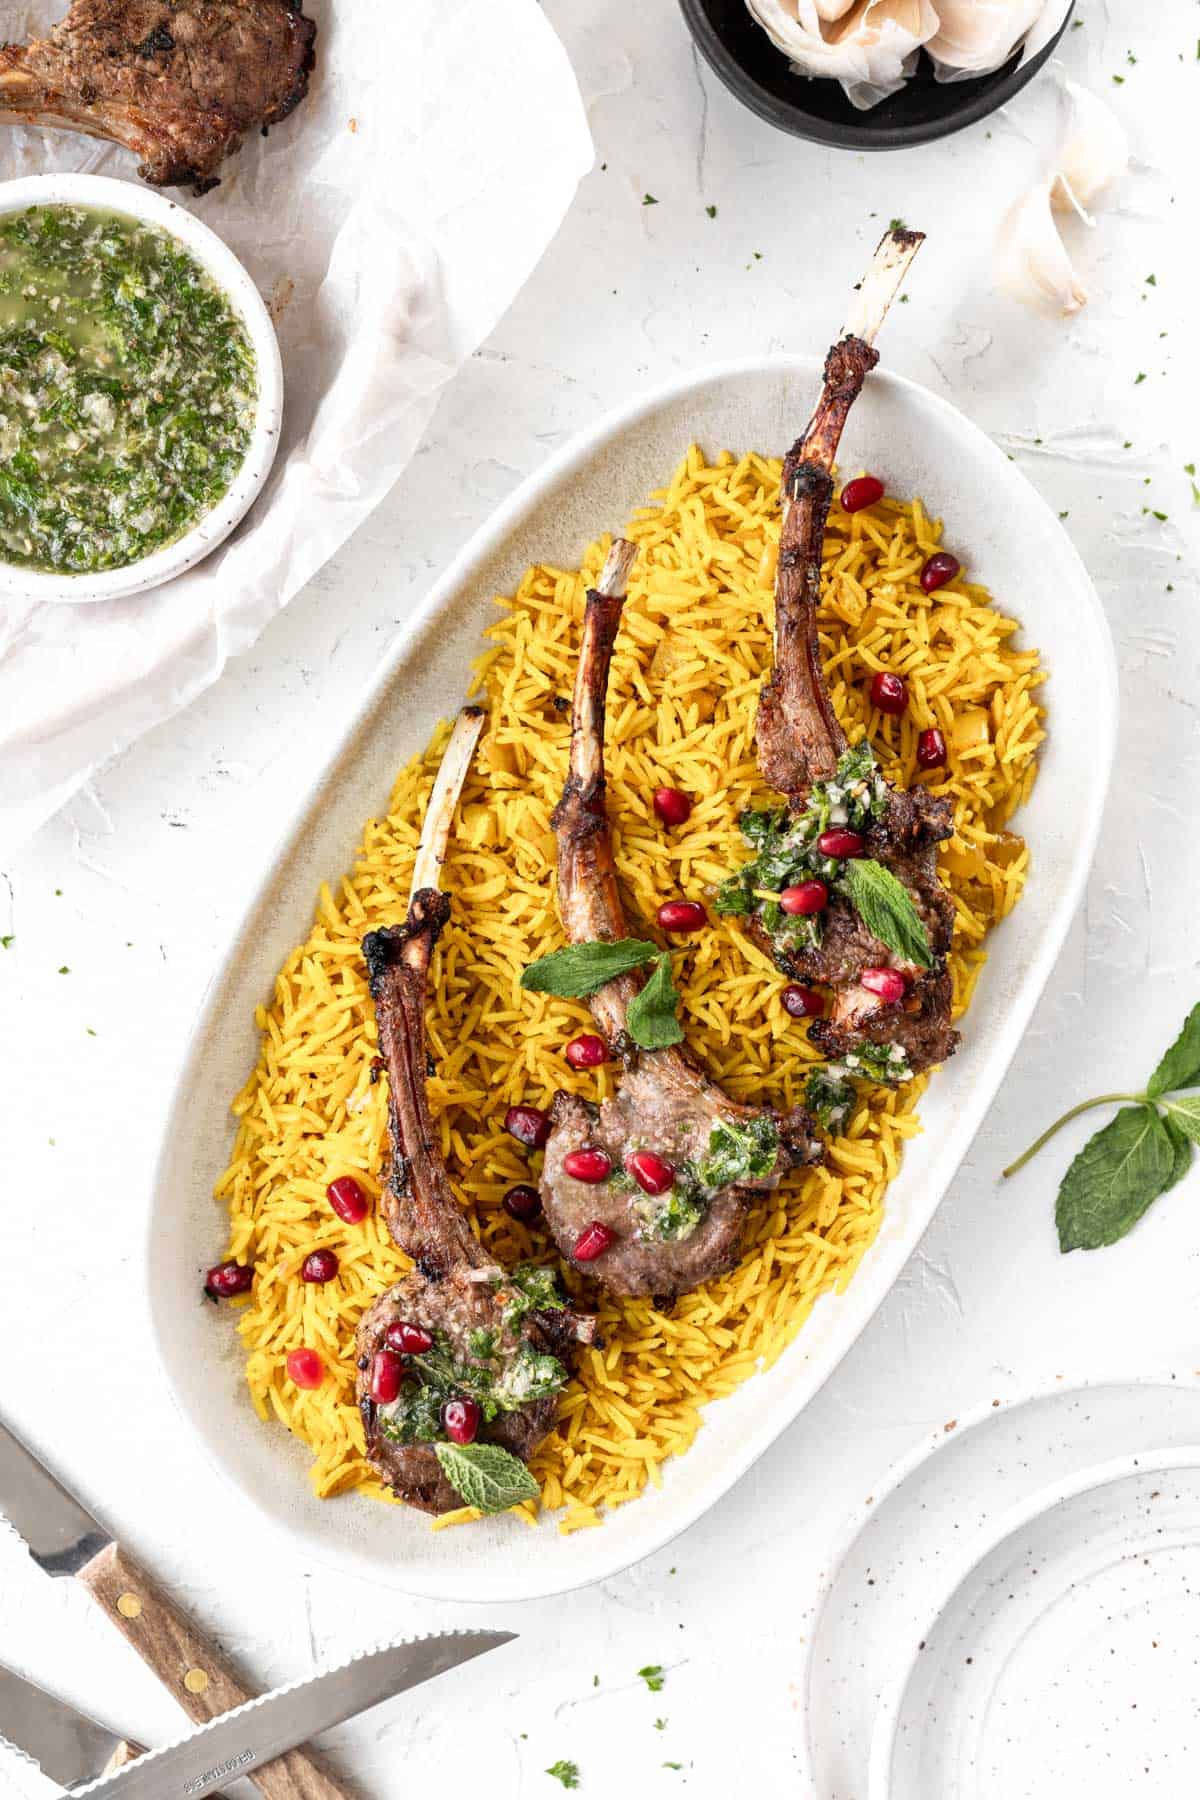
[356,708,597,1516]
[537,540,822,1303]
[748,228,959,1078]
[0,0,316,194]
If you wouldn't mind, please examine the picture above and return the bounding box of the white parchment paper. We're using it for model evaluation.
[0,0,592,855]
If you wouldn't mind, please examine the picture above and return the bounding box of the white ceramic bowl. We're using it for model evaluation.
[148,356,1117,1601]
[0,172,283,604]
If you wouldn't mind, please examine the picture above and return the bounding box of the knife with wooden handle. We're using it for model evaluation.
[0,1417,349,1798]
[0,1628,515,1797]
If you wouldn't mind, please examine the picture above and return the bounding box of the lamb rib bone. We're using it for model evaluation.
[355,706,595,1517]
[537,539,823,1303]
[0,0,317,195]
[751,226,960,1078]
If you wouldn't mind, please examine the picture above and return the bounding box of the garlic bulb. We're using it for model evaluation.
[994,176,1087,317]
[1051,78,1130,222]
[744,0,938,110]
[927,0,1073,80]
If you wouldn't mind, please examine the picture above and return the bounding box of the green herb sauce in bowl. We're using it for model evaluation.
[0,173,282,604]
[0,204,256,576]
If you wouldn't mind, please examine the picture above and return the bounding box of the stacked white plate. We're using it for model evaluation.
[803,1376,1200,1799]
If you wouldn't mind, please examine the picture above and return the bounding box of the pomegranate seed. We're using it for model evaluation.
[204,1260,253,1299]
[653,786,693,827]
[504,1104,551,1150]
[780,879,828,917]
[503,1182,542,1222]
[870,671,908,716]
[384,1320,433,1355]
[861,967,908,1004]
[442,1397,481,1445]
[920,551,961,594]
[301,1249,339,1285]
[326,1176,369,1224]
[573,1220,616,1262]
[565,1033,608,1070]
[917,727,948,770]
[286,1348,324,1390]
[563,1147,613,1183]
[841,475,884,513]
[817,827,865,860]
[657,899,707,933]
[626,1149,676,1196]
[369,1350,404,1404]
[782,984,824,1019]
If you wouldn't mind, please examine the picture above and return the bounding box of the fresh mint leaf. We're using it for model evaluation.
[638,1665,666,1692]
[1055,1105,1178,1252]
[1147,1003,1200,1097]
[838,859,932,969]
[433,1441,540,1513]
[1160,1092,1200,1145]
[522,939,658,998]
[1161,1113,1194,1193]
[625,952,684,1050]
[546,1761,580,1788]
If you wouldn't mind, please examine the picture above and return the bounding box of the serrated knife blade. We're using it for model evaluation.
[72,1630,515,1799]
[0,1419,111,1576]
[0,1664,132,1790]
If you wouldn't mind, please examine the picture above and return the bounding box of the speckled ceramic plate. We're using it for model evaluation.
[804,1375,1200,1799]
[148,356,1116,1601]
[876,1447,1200,1800]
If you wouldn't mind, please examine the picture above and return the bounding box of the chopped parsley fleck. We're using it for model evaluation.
[0,205,256,575]
[642,194,658,206]
[1135,372,1146,383]
[706,204,718,219]
[639,1665,666,1692]
[546,1760,580,1789]
[0,935,12,949]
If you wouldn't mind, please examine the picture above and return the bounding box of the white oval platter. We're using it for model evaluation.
[146,354,1117,1601]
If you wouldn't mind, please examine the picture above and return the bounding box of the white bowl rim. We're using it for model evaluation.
[0,170,283,604]
[144,352,1119,1603]
[865,1433,1200,1800]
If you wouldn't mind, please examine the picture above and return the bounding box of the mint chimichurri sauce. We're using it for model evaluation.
[0,204,257,575]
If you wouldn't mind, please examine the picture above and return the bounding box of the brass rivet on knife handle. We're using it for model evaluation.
[76,1541,356,1799]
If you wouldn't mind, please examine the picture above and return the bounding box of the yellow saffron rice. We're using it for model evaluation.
[215,447,1045,1531]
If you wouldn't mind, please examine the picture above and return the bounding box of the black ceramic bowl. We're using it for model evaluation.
[679,0,1074,149]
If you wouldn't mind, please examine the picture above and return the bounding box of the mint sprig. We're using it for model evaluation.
[838,858,932,969]
[1003,1003,1200,1251]
[521,939,659,996]
[625,952,684,1049]
[433,1441,540,1513]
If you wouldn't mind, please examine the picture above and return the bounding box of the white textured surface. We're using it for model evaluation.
[1,2,1198,1795]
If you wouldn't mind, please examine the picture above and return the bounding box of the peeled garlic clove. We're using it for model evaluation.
[1050,78,1130,219]
[745,0,938,110]
[995,176,1087,316]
